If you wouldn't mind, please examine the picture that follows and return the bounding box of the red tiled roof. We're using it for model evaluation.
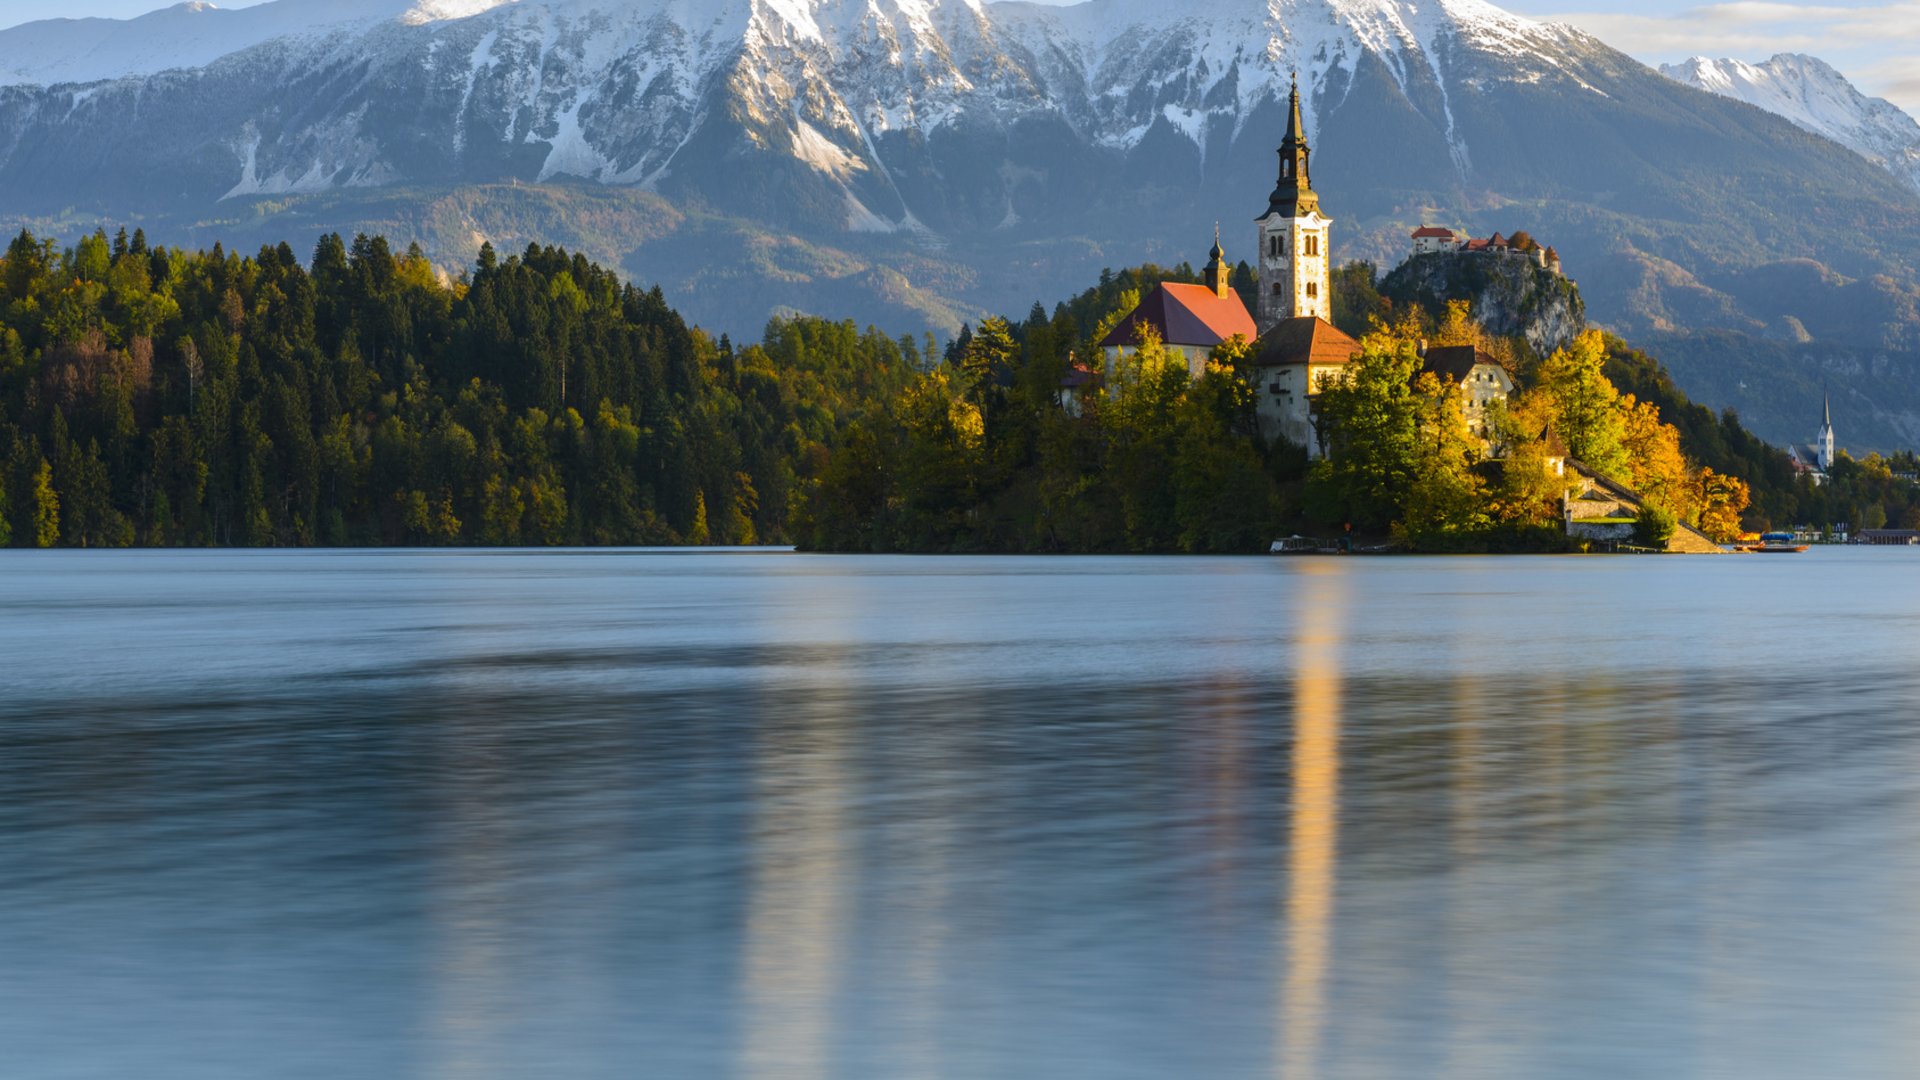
[1096,283,1258,350]
[1251,316,1362,368]
[1411,226,1457,238]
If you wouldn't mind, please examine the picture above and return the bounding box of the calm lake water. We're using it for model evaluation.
[4,548,1920,1079]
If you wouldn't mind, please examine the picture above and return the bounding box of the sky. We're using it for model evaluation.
[5,0,1919,112]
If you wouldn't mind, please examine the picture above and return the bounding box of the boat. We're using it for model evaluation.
[1270,535,1337,554]
[1743,531,1809,553]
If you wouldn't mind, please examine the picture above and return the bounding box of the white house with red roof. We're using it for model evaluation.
[1411,225,1461,255]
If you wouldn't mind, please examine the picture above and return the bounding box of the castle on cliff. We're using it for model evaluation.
[1410,226,1562,276]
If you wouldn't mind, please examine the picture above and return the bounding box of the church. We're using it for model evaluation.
[1094,77,1522,456]
[1095,77,1364,456]
[1787,396,1838,483]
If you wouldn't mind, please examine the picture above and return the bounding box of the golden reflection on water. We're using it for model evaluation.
[739,686,852,1080]
[1279,561,1346,1080]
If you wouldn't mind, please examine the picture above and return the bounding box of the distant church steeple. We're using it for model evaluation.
[1255,73,1332,331]
[1817,393,1836,471]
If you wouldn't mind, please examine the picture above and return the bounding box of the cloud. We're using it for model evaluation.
[1534,2,1920,112]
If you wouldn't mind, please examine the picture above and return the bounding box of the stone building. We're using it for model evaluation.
[1418,344,1514,442]
[1410,226,1562,275]
[1411,225,1460,255]
[1249,317,1361,452]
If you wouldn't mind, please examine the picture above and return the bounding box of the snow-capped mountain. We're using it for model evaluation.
[6,0,1920,450]
[0,0,1612,232]
[1662,54,1920,193]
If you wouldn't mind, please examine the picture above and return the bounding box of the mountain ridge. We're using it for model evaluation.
[3,0,1920,448]
[1661,53,1920,195]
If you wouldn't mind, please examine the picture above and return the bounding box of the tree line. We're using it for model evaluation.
[0,229,918,547]
[795,289,1771,552]
[0,229,1872,551]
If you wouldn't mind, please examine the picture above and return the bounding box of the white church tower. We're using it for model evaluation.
[1817,394,1836,471]
[1256,75,1332,332]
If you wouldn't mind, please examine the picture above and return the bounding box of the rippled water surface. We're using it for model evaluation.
[5,548,1920,1079]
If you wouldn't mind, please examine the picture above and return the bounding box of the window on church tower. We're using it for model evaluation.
[1305,235,1320,257]
[1269,235,1282,258]
[1271,283,1284,296]
[1306,282,1319,299]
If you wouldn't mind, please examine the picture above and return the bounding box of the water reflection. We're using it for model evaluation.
[5,551,1920,1079]
[739,678,853,1079]
[425,695,517,1080]
[1279,562,1345,1080]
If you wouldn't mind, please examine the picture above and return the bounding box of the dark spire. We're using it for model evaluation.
[1205,224,1231,298]
[1265,73,1319,219]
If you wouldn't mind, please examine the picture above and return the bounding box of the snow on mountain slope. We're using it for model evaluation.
[1,0,1914,292]
[0,1,428,86]
[0,0,1592,207]
[1662,54,1920,193]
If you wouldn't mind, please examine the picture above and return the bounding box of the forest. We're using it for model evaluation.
[0,228,919,547]
[0,230,1909,550]
[798,263,1918,552]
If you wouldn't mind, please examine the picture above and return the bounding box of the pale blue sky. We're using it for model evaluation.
[6,0,1919,110]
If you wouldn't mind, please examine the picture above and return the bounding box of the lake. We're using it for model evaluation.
[4,548,1920,1078]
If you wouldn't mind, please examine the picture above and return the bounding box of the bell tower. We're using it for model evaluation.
[1203,226,1231,299]
[1256,75,1332,331]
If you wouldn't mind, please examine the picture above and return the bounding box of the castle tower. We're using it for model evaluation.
[1818,394,1836,471]
[1256,75,1332,331]
[1203,227,1232,299]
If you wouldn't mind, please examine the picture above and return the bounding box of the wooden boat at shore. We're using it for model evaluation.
[1738,532,1810,553]
[1271,535,1339,554]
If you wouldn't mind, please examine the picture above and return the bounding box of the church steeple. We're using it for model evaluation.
[1818,392,1836,471]
[1267,74,1319,219]
[1204,225,1231,299]
[1255,72,1332,331]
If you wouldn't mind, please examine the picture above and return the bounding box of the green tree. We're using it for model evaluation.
[1396,373,1490,544]
[1533,331,1629,477]
[1306,336,1423,530]
[1634,504,1677,548]
[29,457,59,548]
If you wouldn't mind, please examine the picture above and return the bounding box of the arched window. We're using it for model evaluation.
[1269,235,1283,258]
[1271,282,1284,295]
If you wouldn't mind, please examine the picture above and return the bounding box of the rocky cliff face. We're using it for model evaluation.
[1379,250,1585,355]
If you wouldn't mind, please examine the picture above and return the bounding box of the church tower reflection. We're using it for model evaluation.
[1279,561,1347,1080]
[738,670,854,1080]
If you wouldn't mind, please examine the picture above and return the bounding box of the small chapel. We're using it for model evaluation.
[1096,76,1367,456]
